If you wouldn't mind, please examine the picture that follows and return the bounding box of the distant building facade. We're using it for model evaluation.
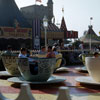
[20,0,54,26]
[60,17,78,39]
[0,0,78,50]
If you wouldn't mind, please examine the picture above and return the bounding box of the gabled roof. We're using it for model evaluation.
[80,25,100,43]
[41,23,62,32]
[0,0,30,28]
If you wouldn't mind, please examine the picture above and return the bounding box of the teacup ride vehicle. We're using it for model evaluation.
[7,57,66,84]
[85,57,100,83]
[78,53,94,72]
[76,57,100,85]
[37,53,66,72]
[79,53,93,65]
[0,54,5,71]
[18,57,57,82]
[1,52,66,77]
[1,54,20,76]
[1,53,66,83]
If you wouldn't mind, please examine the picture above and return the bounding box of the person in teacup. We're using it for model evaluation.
[38,46,47,55]
[1,45,13,55]
[18,48,38,74]
[93,52,99,58]
[18,48,27,58]
[52,47,59,55]
[46,46,55,58]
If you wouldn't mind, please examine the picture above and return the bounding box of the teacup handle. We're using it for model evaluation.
[56,57,66,67]
[78,54,82,61]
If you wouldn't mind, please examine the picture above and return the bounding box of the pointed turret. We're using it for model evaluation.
[47,0,54,23]
[60,16,67,39]
[0,0,29,28]
[47,0,53,4]
[60,17,67,31]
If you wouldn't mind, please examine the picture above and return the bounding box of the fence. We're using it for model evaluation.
[0,50,40,55]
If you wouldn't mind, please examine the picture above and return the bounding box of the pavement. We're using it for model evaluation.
[0,65,100,100]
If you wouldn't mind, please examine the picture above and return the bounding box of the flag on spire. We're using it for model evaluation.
[62,7,64,13]
[36,0,41,2]
[90,17,93,20]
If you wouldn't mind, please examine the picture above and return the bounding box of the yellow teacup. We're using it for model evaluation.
[37,53,63,70]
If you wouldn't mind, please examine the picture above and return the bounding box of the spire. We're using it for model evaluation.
[47,0,53,4]
[60,17,67,31]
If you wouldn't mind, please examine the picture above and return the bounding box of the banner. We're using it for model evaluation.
[66,31,78,39]
[32,19,41,50]
[0,27,32,39]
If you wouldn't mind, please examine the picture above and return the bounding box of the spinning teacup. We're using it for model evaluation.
[37,53,65,71]
[1,54,20,76]
[18,57,57,82]
[85,57,100,82]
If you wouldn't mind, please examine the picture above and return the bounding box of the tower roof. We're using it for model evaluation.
[47,0,53,4]
[80,25,100,43]
[60,17,67,31]
[0,0,30,28]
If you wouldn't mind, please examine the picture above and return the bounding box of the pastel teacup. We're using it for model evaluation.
[85,57,100,82]
[79,53,93,65]
[1,54,20,76]
[37,53,65,71]
[18,57,56,82]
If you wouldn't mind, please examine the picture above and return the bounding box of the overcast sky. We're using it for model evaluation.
[15,0,100,37]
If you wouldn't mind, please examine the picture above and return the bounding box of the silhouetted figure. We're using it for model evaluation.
[46,46,55,58]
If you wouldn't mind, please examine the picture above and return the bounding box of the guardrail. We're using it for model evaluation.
[0,50,40,55]
[58,49,91,52]
[0,49,92,54]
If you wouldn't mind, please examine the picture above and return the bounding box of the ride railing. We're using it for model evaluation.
[58,49,91,53]
[0,50,40,55]
[0,49,92,54]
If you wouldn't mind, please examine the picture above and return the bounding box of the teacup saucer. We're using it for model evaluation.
[0,71,11,76]
[7,75,66,84]
[75,66,88,72]
[0,71,20,77]
[56,67,68,72]
[75,76,100,85]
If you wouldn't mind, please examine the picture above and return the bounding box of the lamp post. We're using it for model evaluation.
[89,17,93,51]
[43,16,48,51]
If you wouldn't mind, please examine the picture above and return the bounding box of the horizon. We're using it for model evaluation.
[15,0,100,38]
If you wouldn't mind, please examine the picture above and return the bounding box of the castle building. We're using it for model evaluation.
[20,0,54,25]
[20,0,64,46]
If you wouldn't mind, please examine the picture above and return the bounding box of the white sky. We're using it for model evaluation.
[15,0,100,37]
